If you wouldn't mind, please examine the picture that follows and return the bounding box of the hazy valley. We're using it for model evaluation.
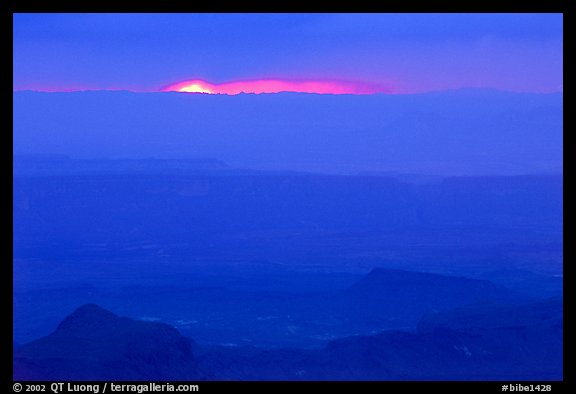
[13,90,563,380]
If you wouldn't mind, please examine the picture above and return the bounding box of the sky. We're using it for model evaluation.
[13,13,563,94]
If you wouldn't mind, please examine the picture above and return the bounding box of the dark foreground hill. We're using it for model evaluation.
[14,298,562,381]
[14,304,202,380]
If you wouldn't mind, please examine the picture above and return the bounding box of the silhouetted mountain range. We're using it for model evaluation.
[14,296,562,380]
[13,171,562,352]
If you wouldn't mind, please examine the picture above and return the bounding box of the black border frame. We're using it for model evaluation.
[5,2,572,392]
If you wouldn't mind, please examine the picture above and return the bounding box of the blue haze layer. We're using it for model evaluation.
[13,91,563,380]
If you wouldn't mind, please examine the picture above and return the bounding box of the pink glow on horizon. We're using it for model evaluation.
[162,79,393,95]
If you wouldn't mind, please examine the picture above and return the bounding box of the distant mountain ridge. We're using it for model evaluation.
[13,90,562,175]
[346,268,519,304]
[13,155,231,176]
[332,268,526,328]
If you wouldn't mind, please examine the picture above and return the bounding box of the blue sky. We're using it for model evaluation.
[13,13,563,93]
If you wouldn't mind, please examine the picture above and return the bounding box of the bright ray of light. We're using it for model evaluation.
[169,80,215,93]
[163,79,392,95]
